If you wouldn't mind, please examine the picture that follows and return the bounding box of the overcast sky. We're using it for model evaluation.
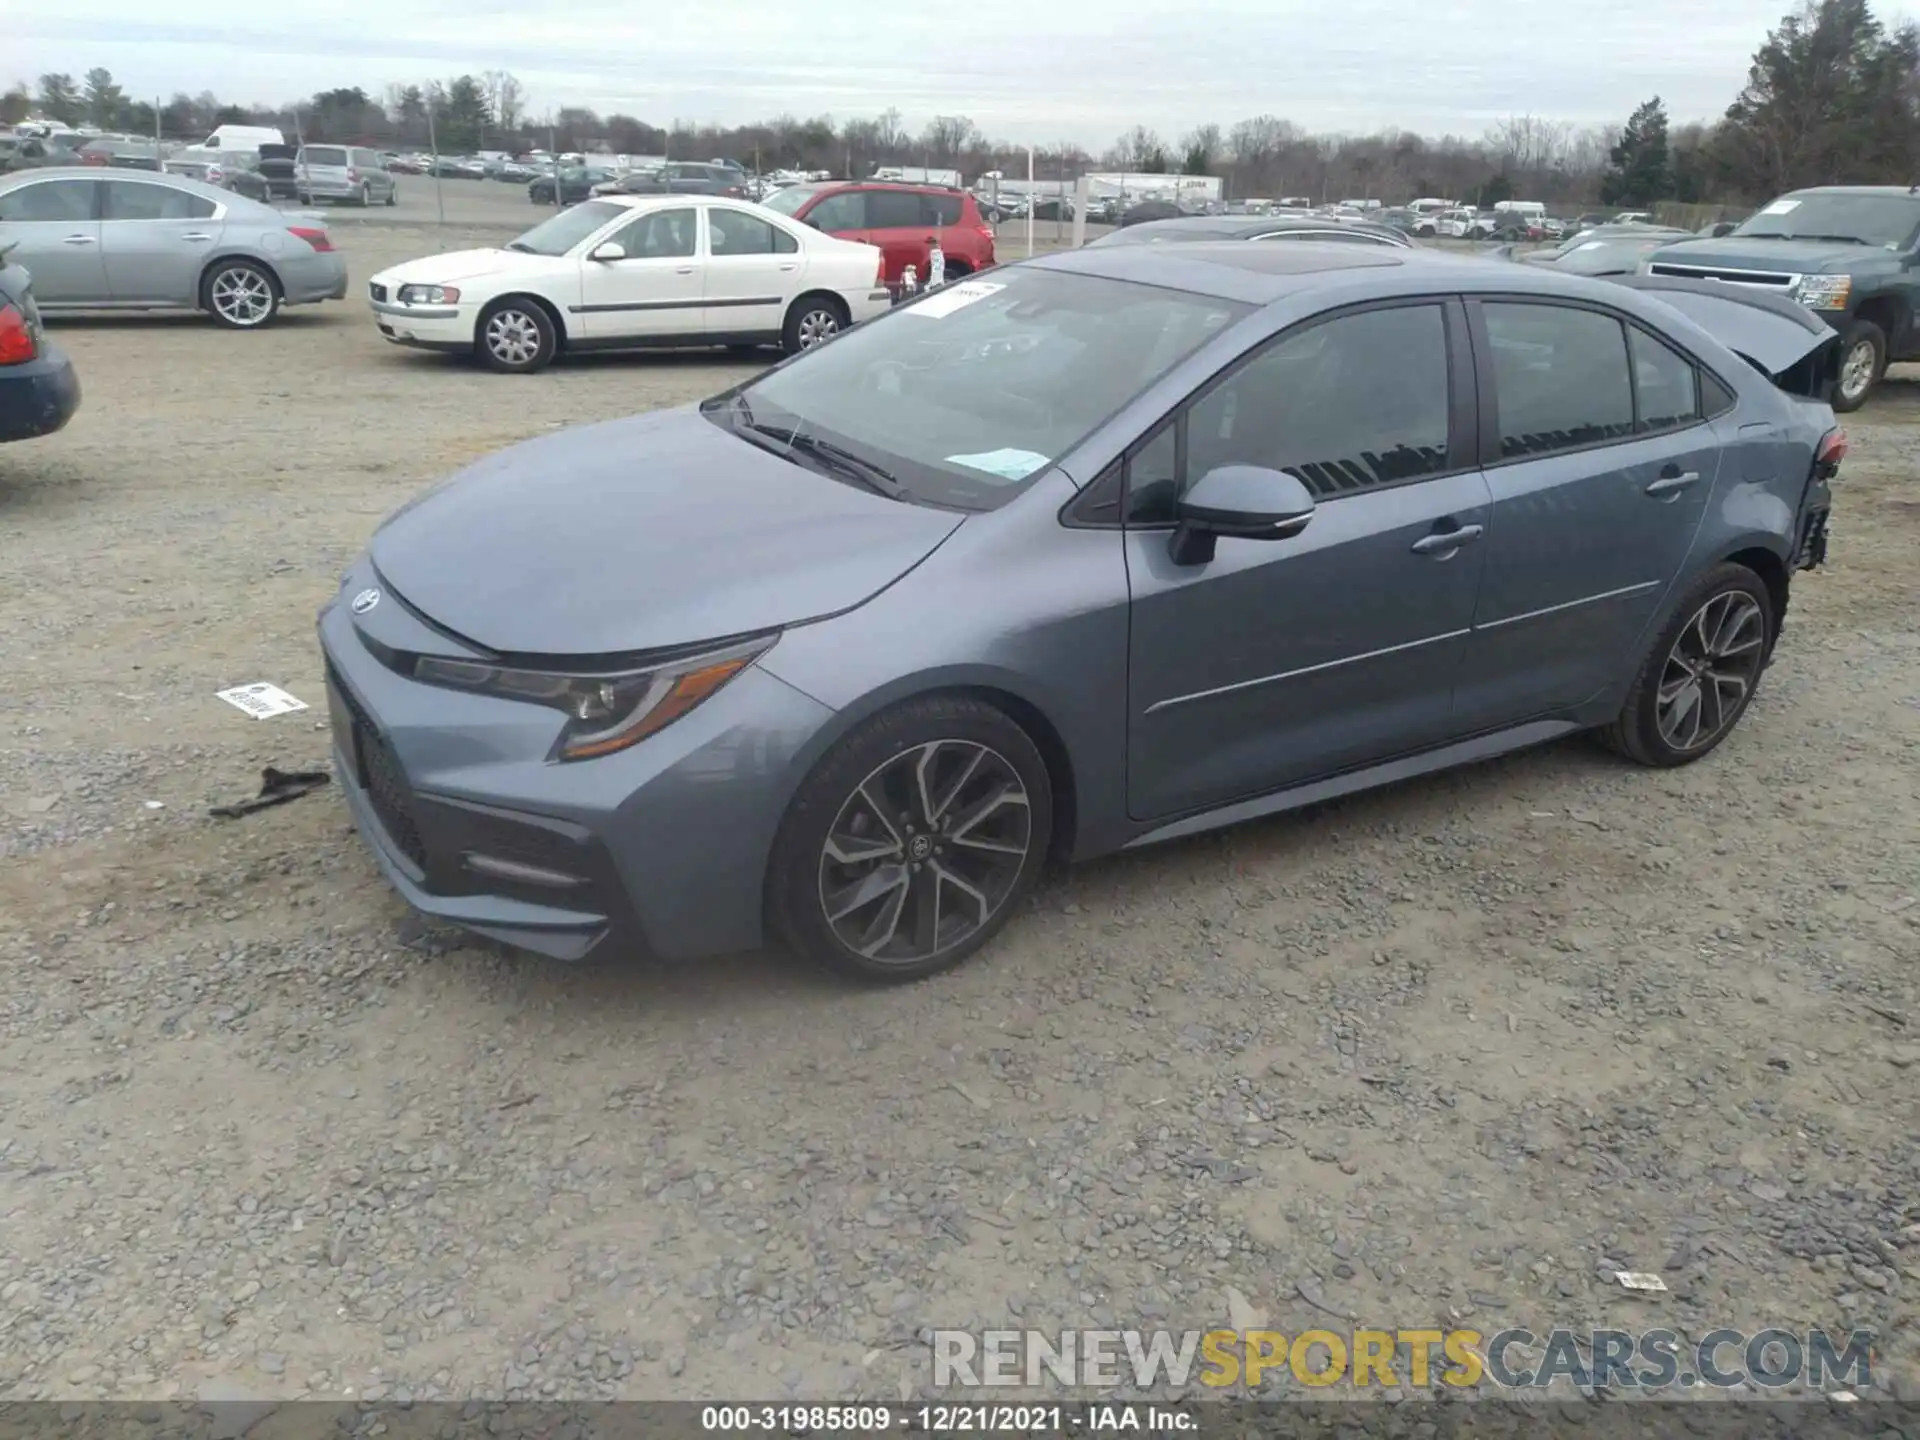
[13,0,1807,144]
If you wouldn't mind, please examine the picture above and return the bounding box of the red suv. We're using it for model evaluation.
[761,181,995,288]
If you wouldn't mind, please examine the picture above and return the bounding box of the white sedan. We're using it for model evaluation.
[366,195,892,374]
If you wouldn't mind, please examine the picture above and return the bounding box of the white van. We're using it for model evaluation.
[195,125,287,154]
[1494,200,1546,222]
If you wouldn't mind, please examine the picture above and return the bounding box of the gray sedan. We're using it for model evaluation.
[320,242,1842,981]
[0,168,347,328]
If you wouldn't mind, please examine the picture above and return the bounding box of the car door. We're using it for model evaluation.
[1452,299,1722,729]
[862,189,928,284]
[99,178,223,304]
[701,206,801,340]
[1124,298,1493,822]
[0,177,107,303]
[575,205,705,341]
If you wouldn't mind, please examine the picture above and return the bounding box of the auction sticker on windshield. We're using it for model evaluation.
[945,447,1050,480]
[1759,199,1801,215]
[904,281,1004,318]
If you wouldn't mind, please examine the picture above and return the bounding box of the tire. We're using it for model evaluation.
[385,184,398,207]
[475,297,558,374]
[768,696,1054,983]
[200,259,281,330]
[781,294,849,355]
[1833,319,1885,412]
[356,183,371,207]
[1598,562,1775,767]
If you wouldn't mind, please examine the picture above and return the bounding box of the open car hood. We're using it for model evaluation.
[1598,274,1840,397]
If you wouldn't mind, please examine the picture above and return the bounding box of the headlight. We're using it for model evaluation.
[413,635,776,761]
[1792,275,1850,310]
[397,284,462,305]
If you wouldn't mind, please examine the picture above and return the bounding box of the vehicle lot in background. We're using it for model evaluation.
[0,216,1914,1399]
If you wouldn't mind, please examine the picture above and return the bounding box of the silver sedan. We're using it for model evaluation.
[0,168,348,328]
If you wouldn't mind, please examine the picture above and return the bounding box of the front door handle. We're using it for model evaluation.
[778,263,797,271]
[61,235,97,246]
[1645,470,1701,498]
[179,232,214,242]
[675,266,695,274]
[1411,523,1485,556]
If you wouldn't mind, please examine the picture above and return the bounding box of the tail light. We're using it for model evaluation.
[346,167,360,182]
[975,224,994,244]
[1815,428,1847,479]
[289,226,333,252]
[0,302,37,366]
[724,185,744,197]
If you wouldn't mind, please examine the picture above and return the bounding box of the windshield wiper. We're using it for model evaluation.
[504,240,535,253]
[742,422,908,500]
[1797,234,1872,245]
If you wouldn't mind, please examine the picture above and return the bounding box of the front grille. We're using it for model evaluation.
[1648,261,1796,288]
[327,661,428,872]
[369,282,388,303]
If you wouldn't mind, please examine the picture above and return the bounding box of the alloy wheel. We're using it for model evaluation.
[1839,340,1876,405]
[209,268,274,327]
[796,307,840,348]
[484,309,542,368]
[817,739,1032,967]
[1656,590,1766,752]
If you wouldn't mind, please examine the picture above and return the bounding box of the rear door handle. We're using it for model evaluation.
[61,235,97,246]
[1645,470,1701,498]
[675,266,695,274]
[1411,523,1484,555]
[778,263,797,271]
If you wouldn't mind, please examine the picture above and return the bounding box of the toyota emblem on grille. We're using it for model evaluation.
[350,588,381,615]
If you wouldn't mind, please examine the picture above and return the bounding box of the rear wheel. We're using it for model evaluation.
[475,298,557,374]
[201,260,280,329]
[1833,319,1885,412]
[385,183,398,207]
[769,697,1053,983]
[782,294,848,355]
[355,182,371,206]
[1599,563,1774,766]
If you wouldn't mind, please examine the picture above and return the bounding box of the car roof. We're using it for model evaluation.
[592,193,778,214]
[1776,185,1920,198]
[1029,239,1694,309]
[1116,214,1406,242]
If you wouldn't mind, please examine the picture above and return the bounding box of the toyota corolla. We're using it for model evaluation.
[320,244,1842,982]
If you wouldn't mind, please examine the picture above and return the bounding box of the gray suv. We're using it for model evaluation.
[294,145,398,206]
[318,244,1843,981]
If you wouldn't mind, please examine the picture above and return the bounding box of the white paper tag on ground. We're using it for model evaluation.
[903,280,1004,318]
[1759,199,1800,215]
[945,447,1050,480]
[216,682,309,719]
[1614,1271,1668,1292]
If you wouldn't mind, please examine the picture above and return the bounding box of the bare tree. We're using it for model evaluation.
[483,71,525,135]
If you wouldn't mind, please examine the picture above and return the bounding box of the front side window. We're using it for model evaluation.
[712,267,1247,511]
[708,208,796,255]
[0,179,95,222]
[1482,302,1635,459]
[1128,303,1452,522]
[611,207,698,258]
[104,181,216,221]
[1629,327,1701,433]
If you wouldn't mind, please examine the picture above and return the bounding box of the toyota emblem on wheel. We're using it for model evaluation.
[350,588,381,615]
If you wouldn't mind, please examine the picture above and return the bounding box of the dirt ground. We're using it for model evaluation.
[1,220,1917,1409]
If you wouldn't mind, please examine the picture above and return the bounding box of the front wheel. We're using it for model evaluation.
[202,260,281,329]
[782,295,848,354]
[475,298,557,374]
[385,184,398,207]
[1833,319,1885,412]
[1599,562,1775,766]
[769,697,1053,983]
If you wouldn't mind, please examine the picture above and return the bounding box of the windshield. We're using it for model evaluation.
[507,201,624,255]
[758,184,821,217]
[709,267,1250,511]
[1735,192,1920,249]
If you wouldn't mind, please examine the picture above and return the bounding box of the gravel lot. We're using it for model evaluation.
[1,219,1917,1409]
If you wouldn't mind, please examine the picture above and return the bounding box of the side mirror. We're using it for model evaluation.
[589,242,626,262]
[1711,222,1736,238]
[1169,465,1317,565]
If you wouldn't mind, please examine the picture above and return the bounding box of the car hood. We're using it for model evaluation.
[367,407,965,658]
[371,248,543,286]
[1645,235,1889,274]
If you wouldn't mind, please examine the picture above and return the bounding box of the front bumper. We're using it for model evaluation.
[317,571,836,961]
[370,300,474,353]
[0,342,81,442]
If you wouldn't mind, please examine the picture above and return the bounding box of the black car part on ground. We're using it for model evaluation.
[1598,273,1842,402]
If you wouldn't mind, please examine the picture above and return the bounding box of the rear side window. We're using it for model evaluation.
[0,179,95,222]
[708,208,798,255]
[923,194,962,226]
[104,181,217,221]
[301,147,348,167]
[866,190,923,228]
[1482,302,1635,459]
[1629,327,1701,432]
